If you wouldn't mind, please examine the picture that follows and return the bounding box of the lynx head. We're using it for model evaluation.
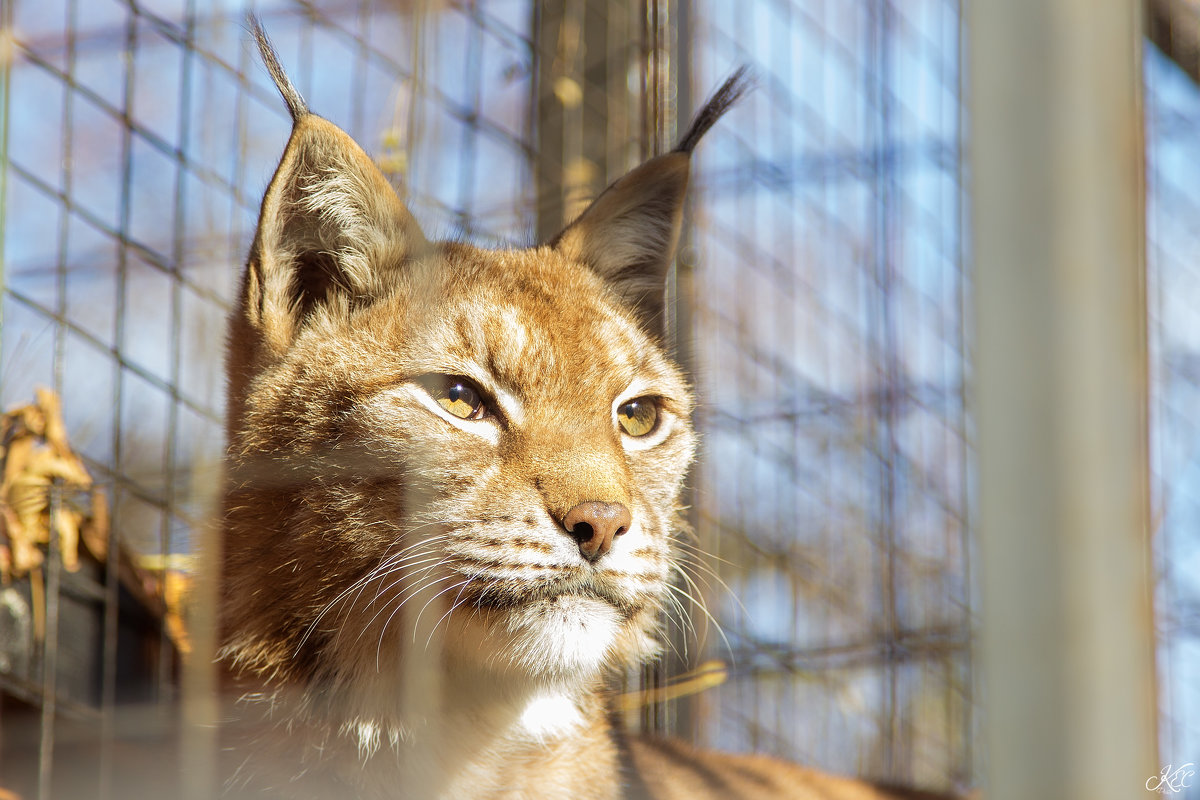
[219,22,749,706]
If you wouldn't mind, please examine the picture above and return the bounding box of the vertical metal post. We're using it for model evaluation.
[182,516,219,800]
[0,4,13,771]
[666,0,698,745]
[533,0,641,239]
[867,0,901,774]
[0,0,11,358]
[533,0,582,242]
[968,2,1158,799]
[37,486,63,800]
[641,0,690,740]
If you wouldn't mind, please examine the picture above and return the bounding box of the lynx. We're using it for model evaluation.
[217,20,961,800]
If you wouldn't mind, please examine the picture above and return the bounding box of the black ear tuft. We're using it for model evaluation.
[236,20,427,356]
[675,66,754,154]
[247,14,310,123]
[550,67,752,336]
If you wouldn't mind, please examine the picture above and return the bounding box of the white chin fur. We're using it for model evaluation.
[457,595,621,680]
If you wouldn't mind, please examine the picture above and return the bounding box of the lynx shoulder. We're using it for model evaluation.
[216,18,962,800]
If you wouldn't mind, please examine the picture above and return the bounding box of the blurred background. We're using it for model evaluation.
[0,0,1191,797]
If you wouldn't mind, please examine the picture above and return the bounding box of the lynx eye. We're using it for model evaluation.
[617,397,659,437]
[420,376,487,420]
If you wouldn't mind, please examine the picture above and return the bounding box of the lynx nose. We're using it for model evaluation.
[562,501,631,561]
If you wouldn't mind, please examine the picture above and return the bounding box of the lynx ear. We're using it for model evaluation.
[550,67,751,334]
[241,19,427,355]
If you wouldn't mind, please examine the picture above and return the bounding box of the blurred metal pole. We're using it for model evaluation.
[181,515,219,800]
[0,0,11,360]
[532,0,640,240]
[968,2,1158,799]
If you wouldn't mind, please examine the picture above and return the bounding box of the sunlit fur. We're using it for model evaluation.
[217,22,961,800]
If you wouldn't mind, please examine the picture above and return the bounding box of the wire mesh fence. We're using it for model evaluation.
[681,1,971,788]
[0,0,1190,797]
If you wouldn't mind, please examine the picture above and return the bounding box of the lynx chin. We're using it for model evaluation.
[216,18,963,800]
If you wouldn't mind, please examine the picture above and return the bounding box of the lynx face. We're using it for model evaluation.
[214,26,963,800]
[219,26,747,711]
[226,240,695,688]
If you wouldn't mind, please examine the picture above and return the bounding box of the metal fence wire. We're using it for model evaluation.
[0,0,1194,798]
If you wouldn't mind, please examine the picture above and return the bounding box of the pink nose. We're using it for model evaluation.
[562,502,631,561]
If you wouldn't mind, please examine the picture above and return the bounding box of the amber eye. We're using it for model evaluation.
[422,376,487,420]
[617,397,659,437]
